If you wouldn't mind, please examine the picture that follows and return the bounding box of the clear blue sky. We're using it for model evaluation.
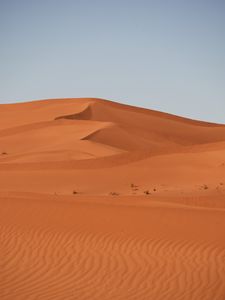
[0,0,225,123]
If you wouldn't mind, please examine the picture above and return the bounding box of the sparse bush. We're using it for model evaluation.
[131,183,138,188]
[144,190,150,195]
[153,188,157,192]
[109,192,119,196]
[73,190,78,195]
[130,183,139,192]
[1,152,7,155]
[202,184,208,190]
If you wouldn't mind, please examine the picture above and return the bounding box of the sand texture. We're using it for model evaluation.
[1,98,225,300]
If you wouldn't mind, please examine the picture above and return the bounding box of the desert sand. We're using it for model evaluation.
[0,98,225,300]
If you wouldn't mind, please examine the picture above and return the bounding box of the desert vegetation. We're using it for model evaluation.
[144,190,151,195]
[109,192,119,196]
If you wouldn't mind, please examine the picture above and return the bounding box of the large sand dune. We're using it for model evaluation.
[0,98,225,299]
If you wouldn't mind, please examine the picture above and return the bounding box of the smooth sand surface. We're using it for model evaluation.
[1,98,225,299]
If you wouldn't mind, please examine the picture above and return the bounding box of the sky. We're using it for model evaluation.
[0,0,225,123]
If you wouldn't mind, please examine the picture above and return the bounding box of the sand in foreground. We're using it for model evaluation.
[1,194,225,300]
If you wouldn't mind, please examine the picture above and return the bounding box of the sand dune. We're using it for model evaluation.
[0,98,225,299]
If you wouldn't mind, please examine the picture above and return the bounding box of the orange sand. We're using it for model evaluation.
[0,98,225,299]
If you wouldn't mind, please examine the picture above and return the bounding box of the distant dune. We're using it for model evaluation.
[1,98,225,300]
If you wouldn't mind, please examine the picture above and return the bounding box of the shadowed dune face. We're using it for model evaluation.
[55,100,225,150]
[0,98,225,300]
